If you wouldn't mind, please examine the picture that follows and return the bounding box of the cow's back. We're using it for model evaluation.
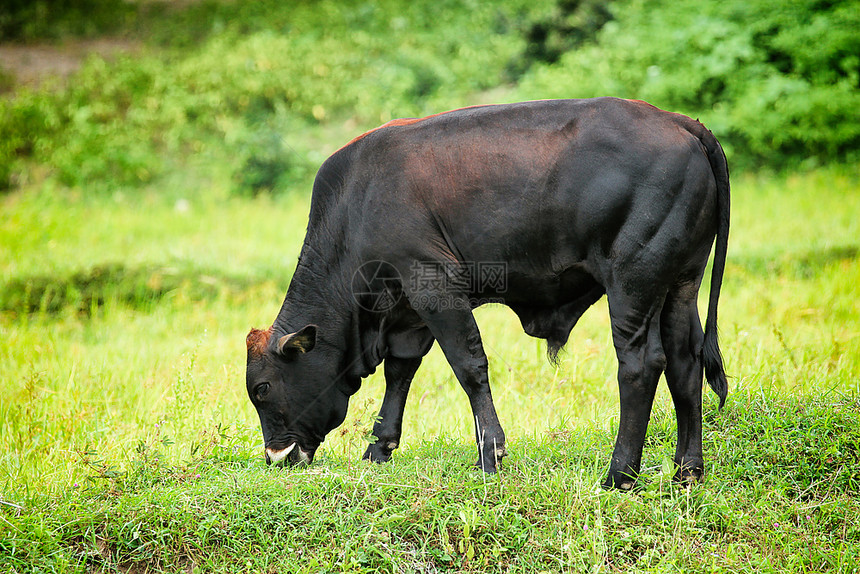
[332,99,716,299]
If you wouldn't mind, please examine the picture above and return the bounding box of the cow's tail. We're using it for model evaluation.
[699,127,730,409]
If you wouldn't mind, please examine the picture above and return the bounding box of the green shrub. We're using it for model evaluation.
[232,125,315,197]
[518,0,860,169]
[2,0,553,194]
[509,0,614,76]
[0,91,59,191]
[0,263,267,317]
[0,0,136,41]
[1,0,856,194]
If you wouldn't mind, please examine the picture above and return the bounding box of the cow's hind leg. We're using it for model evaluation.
[604,291,667,490]
[661,287,705,483]
[363,356,424,463]
[415,305,506,473]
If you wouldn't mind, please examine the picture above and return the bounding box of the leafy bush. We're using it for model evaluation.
[1,0,554,194]
[518,0,860,169]
[0,0,856,194]
[0,263,267,317]
[232,124,315,197]
[510,0,614,75]
[0,0,136,41]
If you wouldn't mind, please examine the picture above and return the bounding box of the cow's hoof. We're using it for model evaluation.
[474,459,498,473]
[603,479,636,491]
[362,441,397,463]
[673,466,704,486]
[474,446,507,474]
[603,470,639,491]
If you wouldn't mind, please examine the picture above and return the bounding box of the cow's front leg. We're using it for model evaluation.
[363,356,423,463]
[417,305,506,473]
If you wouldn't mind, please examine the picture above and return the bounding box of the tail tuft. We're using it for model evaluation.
[703,330,728,409]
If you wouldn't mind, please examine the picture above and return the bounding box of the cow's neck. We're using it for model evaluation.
[274,238,351,338]
[272,238,382,389]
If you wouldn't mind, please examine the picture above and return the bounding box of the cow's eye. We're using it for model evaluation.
[255,382,271,401]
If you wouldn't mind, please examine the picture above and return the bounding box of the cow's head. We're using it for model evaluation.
[245,324,349,466]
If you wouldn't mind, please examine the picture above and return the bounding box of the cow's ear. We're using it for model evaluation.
[277,325,317,355]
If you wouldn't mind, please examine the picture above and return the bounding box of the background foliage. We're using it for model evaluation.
[519,0,860,169]
[1,0,857,193]
[0,0,136,42]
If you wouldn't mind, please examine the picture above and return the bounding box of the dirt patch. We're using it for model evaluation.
[0,38,140,88]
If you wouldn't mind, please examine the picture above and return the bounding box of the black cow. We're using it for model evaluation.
[245,97,729,489]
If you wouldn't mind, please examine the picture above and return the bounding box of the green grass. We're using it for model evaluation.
[2,397,860,572]
[1,165,859,572]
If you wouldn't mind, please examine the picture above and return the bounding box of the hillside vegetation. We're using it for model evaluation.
[1,0,858,193]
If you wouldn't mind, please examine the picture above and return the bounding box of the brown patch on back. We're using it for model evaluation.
[246,327,273,357]
[337,104,496,152]
[340,117,421,149]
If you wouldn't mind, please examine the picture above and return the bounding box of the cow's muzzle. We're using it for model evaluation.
[265,442,313,466]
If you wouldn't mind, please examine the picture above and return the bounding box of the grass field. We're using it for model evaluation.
[2,162,859,572]
[1,0,858,570]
